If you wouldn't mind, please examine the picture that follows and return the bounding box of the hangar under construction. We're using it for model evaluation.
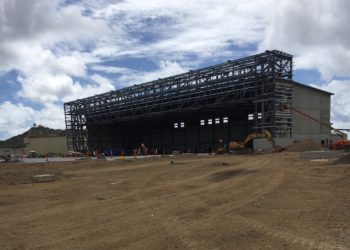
[64,50,332,154]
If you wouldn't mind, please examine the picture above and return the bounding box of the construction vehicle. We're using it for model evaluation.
[229,130,278,152]
[0,155,10,163]
[281,105,350,150]
[329,130,350,151]
[329,140,350,151]
[0,155,20,163]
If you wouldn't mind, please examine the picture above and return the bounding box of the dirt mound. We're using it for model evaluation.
[285,139,321,152]
[334,153,350,164]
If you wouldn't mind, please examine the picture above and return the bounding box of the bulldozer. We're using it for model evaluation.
[229,130,278,152]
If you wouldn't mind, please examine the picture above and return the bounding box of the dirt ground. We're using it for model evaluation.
[0,153,349,250]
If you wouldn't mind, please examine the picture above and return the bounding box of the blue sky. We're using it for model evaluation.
[0,0,350,140]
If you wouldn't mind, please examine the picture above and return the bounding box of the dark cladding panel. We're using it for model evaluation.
[214,123,229,145]
[87,109,256,154]
[200,125,213,145]
[162,128,173,150]
[120,125,133,149]
[187,126,199,146]
[150,128,161,149]
[112,126,122,148]
[174,128,186,150]
[230,121,248,141]
[87,124,97,150]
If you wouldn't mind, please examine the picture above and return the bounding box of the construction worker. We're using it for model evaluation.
[216,139,226,154]
[141,143,148,155]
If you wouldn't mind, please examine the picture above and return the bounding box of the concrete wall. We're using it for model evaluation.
[254,82,332,152]
[0,148,25,156]
[292,83,331,144]
[254,138,294,152]
[25,136,67,155]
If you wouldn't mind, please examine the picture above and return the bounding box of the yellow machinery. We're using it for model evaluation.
[229,130,277,152]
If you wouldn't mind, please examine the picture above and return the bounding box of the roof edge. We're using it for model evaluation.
[278,79,333,95]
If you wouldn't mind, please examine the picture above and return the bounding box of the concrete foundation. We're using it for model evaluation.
[32,174,57,183]
[299,150,342,160]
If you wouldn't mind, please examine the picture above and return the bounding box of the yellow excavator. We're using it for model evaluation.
[229,130,278,152]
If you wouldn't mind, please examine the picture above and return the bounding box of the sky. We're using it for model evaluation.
[0,0,350,140]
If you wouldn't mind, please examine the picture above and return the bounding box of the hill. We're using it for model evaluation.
[0,126,66,148]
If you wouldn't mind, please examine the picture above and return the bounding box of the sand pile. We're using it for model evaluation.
[334,153,350,164]
[285,139,321,152]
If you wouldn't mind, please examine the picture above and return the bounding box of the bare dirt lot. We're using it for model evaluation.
[0,153,349,250]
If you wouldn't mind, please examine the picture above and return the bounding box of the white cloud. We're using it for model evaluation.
[2,0,350,90]
[33,103,66,131]
[118,60,188,85]
[91,65,133,74]
[3,42,88,77]
[260,0,350,79]
[88,0,270,59]
[0,0,119,106]
[316,80,350,130]
[0,0,111,46]
[91,60,188,87]
[18,73,76,103]
[0,101,36,139]
[63,74,115,102]
[18,73,115,104]
[0,101,67,140]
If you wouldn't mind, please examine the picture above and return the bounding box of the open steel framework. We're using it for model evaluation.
[64,50,293,152]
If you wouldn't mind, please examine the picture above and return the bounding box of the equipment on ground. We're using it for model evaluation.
[229,130,278,152]
[329,140,350,151]
[0,155,10,163]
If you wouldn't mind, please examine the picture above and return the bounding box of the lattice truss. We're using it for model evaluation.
[64,50,293,151]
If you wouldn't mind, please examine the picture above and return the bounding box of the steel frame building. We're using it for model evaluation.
[64,50,293,153]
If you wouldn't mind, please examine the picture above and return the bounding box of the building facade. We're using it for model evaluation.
[64,50,331,154]
[25,136,68,156]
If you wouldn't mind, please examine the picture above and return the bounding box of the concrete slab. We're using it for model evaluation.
[299,150,342,160]
[32,174,56,183]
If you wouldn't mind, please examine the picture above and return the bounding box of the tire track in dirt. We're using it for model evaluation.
[3,154,349,249]
[218,155,349,250]
[158,155,347,250]
[156,156,286,249]
[228,214,348,250]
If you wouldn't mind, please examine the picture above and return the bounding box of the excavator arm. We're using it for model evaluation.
[243,130,276,150]
[229,130,277,152]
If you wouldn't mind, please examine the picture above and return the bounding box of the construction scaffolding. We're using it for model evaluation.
[64,50,293,151]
